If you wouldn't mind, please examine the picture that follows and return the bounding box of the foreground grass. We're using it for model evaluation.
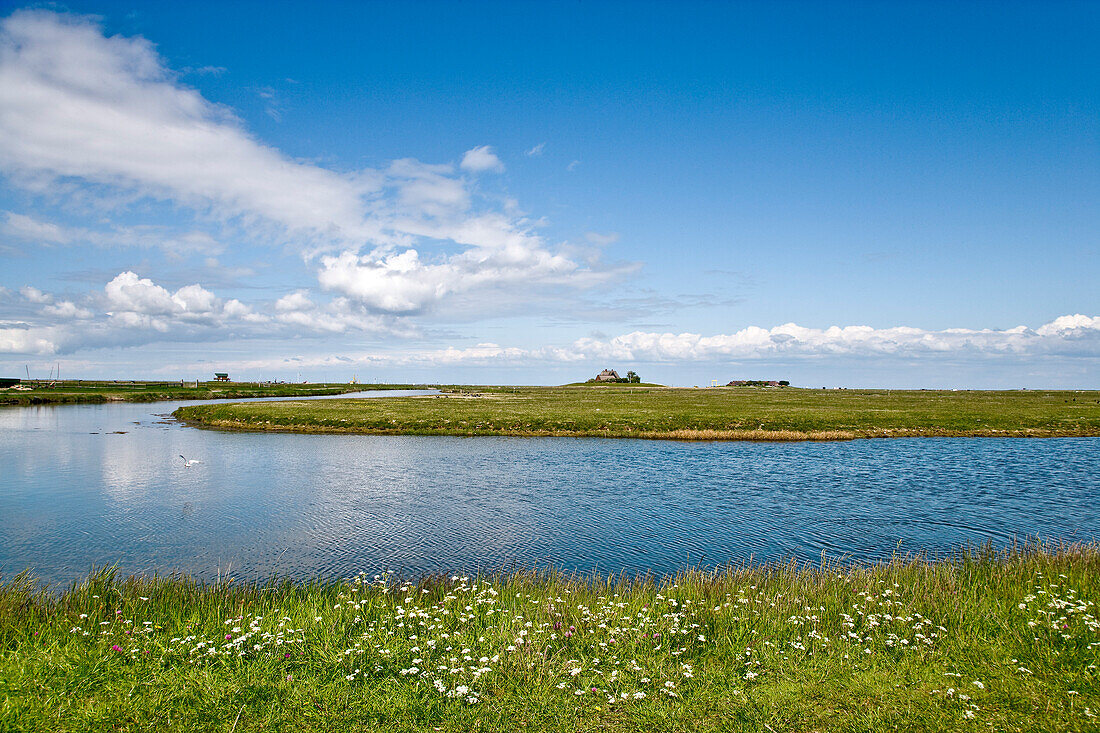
[174,385,1100,440]
[0,381,428,406]
[0,546,1096,731]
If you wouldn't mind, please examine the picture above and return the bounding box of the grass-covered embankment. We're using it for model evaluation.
[1,545,1097,731]
[0,381,429,406]
[173,385,1100,440]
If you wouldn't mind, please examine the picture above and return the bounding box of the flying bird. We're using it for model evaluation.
[179,455,202,468]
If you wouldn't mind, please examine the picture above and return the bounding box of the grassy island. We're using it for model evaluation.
[173,385,1100,440]
[1,545,1097,731]
[0,381,428,406]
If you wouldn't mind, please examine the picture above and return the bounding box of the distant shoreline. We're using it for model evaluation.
[0,381,430,406]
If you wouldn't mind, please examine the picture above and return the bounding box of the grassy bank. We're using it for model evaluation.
[1,546,1096,731]
[173,385,1100,440]
[0,381,430,406]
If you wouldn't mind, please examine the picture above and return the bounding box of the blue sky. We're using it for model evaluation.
[0,1,1097,387]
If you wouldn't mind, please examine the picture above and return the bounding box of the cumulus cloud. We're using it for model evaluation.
[460,145,504,173]
[316,227,592,316]
[0,271,423,355]
[42,300,93,319]
[20,285,50,303]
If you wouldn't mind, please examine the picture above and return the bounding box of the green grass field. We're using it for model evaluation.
[173,385,1100,440]
[1,545,1096,731]
[0,381,428,406]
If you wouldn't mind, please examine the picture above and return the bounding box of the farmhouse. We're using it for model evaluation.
[593,369,621,382]
[214,373,230,382]
[727,379,788,387]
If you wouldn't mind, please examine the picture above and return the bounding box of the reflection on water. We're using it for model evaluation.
[1,392,1099,585]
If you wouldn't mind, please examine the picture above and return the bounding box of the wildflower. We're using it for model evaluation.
[110,644,122,652]
[972,680,984,689]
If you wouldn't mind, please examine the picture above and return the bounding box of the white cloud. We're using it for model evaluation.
[274,290,314,313]
[460,145,504,173]
[317,226,598,316]
[42,300,93,319]
[1035,314,1100,336]
[106,272,192,316]
[4,211,73,244]
[20,285,51,303]
[0,10,380,244]
[525,143,545,157]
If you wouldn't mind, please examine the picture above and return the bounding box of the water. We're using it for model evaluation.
[1,392,1098,585]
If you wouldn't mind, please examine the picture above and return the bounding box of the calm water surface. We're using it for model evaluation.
[1,392,1098,585]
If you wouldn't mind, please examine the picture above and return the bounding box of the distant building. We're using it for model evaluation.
[593,369,621,382]
[214,373,230,382]
[727,380,788,387]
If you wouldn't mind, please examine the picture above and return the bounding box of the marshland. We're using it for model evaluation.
[174,385,1100,440]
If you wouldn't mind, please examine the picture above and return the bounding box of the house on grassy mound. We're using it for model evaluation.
[586,369,642,384]
[593,369,621,382]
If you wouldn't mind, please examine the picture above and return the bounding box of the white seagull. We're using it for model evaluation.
[179,455,202,468]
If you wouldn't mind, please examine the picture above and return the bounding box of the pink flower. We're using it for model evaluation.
[111,645,123,652]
